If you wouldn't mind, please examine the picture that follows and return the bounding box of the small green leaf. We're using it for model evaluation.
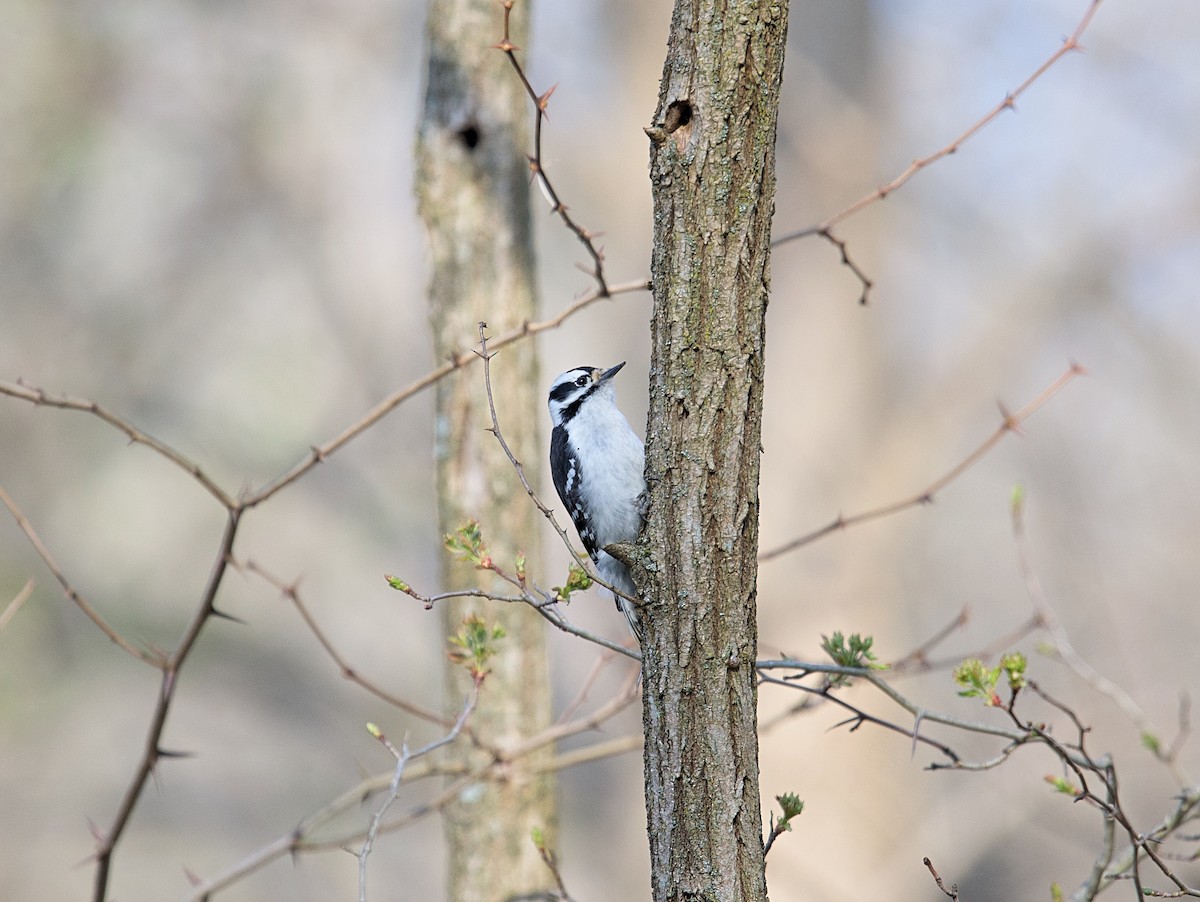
[1044,775,1079,796]
[1141,732,1162,754]
[530,826,545,850]
[1050,882,1063,902]
[552,561,592,602]
[821,632,887,687]
[1000,651,1027,691]
[953,657,1003,706]
[775,792,805,826]
[385,575,410,592]
[447,614,506,679]
[444,519,487,566]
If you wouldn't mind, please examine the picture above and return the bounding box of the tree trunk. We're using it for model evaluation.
[415,2,556,900]
[639,2,789,900]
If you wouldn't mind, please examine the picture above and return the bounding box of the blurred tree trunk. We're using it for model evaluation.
[639,1,789,900]
[415,2,555,900]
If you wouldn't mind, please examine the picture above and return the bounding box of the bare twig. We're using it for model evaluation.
[475,323,595,579]
[496,0,610,297]
[2,279,648,523]
[508,665,640,760]
[531,829,575,902]
[923,857,960,900]
[555,647,623,723]
[1011,495,1192,785]
[181,763,487,902]
[358,689,478,902]
[526,595,641,659]
[0,485,160,665]
[772,226,875,305]
[759,363,1084,561]
[181,666,640,900]
[0,381,234,507]
[405,574,640,660]
[0,577,35,631]
[529,733,642,774]
[762,658,1200,896]
[1075,783,1200,900]
[242,279,647,508]
[773,0,1106,245]
[887,605,971,674]
[241,559,455,729]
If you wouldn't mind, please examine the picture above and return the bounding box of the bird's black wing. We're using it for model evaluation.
[549,425,599,559]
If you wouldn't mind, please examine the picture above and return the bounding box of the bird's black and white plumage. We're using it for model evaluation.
[547,363,645,641]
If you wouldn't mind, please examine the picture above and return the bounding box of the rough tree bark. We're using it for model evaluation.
[638,2,789,900]
[415,1,556,899]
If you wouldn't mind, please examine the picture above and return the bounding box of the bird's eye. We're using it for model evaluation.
[575,375,589,387]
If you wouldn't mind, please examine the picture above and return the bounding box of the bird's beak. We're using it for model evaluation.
[597,362,626,383]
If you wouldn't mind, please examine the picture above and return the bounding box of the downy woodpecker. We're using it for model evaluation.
[547,363,645,640]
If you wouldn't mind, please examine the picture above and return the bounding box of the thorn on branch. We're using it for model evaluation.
[759,364,1081,562]
[155,747,196,760]
[495,0,610,295]
[997,400,1025,435]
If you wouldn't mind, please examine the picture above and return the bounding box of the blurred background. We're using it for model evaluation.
[2,0,1199,899]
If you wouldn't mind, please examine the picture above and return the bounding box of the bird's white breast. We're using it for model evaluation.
[569,401,645,548]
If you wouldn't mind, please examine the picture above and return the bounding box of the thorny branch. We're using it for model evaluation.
[239,278,648,508]
[0,291,649,902]
[759,362,1085,561]
[771,0,1107,302]
[0,382,234,507]
[0,486,158,664]
[0,271,647,902]
[240,559,455,728]
[496,0,610,297]
[757,658,1200,898]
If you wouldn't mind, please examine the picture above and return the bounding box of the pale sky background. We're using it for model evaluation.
[2,0,1199,899]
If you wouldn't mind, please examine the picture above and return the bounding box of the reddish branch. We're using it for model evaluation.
[496,0,610,297]
[773,0,1106,302]
[759,362,1085,561]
